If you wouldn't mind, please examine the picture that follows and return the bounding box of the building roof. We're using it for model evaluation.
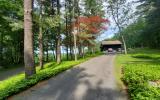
[101,40,122,45]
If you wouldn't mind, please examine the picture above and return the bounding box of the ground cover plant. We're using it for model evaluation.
[0,53,100,99]
[116,48,160,100]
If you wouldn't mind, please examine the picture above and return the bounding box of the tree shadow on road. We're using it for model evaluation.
[10,66,127,100]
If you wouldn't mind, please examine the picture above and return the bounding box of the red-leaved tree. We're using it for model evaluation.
[74,16,109,34]
[71,16,109,59]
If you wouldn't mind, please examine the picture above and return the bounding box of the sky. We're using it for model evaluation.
[98,0,139,41]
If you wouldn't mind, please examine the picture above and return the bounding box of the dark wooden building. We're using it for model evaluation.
[100,40,122,51]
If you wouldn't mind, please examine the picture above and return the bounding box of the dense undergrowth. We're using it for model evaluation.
[0,53,101,99]
[116,48,160,100]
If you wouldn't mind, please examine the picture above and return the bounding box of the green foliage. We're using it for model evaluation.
[45,15,60,28]
[116,48,160,100]
[137,0,160,48]
[0,0,23,66]
[123,64,160,100]
[84,0,104,16]
[0,54,100,99]
[113,19,146,48]
[111,0,160,49]
[0,0,104,66]
[132,54,160,60]
[113,0,160,49]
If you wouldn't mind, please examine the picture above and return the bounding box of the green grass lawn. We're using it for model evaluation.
[115,48,160,100]
[0,53,101,99]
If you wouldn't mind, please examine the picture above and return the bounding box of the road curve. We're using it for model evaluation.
[9,55,127,100]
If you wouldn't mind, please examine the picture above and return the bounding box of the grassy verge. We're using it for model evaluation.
[114,54,127,90]
[0,53,101,99]
[115,48,160,100]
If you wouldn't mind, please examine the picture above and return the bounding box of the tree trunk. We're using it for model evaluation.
[91,47,95,54]
[44,29,49,62]
[19,32,24,64]
[88,43,91,54]
[56,0,61,64]
[69,41,73,60]
[39,0,44,69]
[78,44,81,56]
[24,0,36,78]
[82,46,85,58]
[72,0,78,61]
[122,35,127,54]
[69,28,73,60]
[73,33,77,61]
[46,47,49,61]
[68,0,73,60]
[52,49,55,60]
[56,36,61,64]
[65,3,69,60]
[0,33,3,65]
[66,46,69,60]
[110,3,127,54]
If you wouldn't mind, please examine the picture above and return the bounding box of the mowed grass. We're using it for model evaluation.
[115,48,160,100]
[0,53,101,99]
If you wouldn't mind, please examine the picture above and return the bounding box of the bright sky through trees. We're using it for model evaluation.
[99,0,139,41]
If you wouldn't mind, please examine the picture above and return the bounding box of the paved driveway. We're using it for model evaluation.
[9,55,127,100]
[0,67,24,81]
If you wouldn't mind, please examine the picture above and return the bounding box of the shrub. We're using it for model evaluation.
[117,48,160,100]
[123,64,160,100]
[132,54,160,60]
[0,54,99,99]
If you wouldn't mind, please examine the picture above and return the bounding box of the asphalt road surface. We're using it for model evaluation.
[9,55,128,100]
[0,67,24,81]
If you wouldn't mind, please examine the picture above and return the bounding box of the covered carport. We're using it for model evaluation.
[100,40,122,52]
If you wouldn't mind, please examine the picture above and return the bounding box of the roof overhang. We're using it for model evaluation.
[101,40,122,45]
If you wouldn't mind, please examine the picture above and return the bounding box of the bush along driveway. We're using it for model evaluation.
[116,49,160,100]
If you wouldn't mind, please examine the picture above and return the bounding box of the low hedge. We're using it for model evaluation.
[132,54,160,60]
[123,64,160,100]
[0,54,100,99]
